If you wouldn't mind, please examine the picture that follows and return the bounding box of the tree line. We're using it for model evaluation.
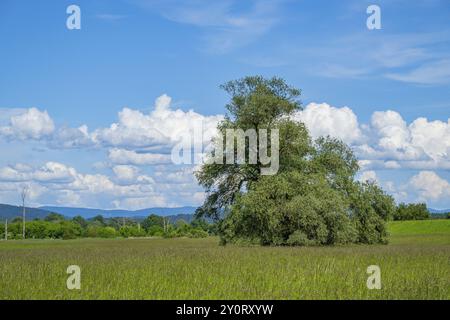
[0,201,434,241]
[393,203,430,221]
[0,213,215,240]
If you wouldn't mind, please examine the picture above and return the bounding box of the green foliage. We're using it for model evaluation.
[160,220,209,239]
[44,212,65,222]
[87,225,118,238]
[175,219,189,230]
[91,215,106,226]
[97,227,117,238]
[72,215,88,229]
[0,212,214,240]
[196,76,396,246]
[394,203,430,221]
[287,230,311,246]
[191,218,209,231]
[0,220,82,240]
[142,214,164,231]
[188,228,209,238]
[58,221,83,239]
[106,217,126,230]
[348,182,394,244]
[119,225,146,238]
[220,75,301,128]
[146,225,164,236]
[220,172,391,246]
[0,222,5,239]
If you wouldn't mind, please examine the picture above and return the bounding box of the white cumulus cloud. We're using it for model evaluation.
[409,171,450,201]
[0,108,55,140]
[293,102,363,144]
[92,94,223,150]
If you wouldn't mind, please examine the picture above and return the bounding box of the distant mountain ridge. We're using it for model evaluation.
[0,204,52,221]
[0,203,199,223]
[39,205,197,218]
[1,203,447,222]
[428,208,450,214]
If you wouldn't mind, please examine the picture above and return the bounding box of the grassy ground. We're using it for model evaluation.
[0,220,448,300]
[388,219,450,246]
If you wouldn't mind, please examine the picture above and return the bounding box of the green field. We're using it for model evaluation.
[0,220,449,300]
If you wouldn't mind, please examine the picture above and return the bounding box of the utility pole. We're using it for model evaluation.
[4,219,7,241]
[21,186,28,239]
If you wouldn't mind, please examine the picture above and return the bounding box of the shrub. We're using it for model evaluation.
[147,225,164,236]
[163,230,179,238]
[60,221,82,239]
[86,225,120,238]
[287,230,312,246]
[26,221,51,239]
[86,226,99,238]
[97,227,117,238]
[188,228,209,238]
[119,226,146,238]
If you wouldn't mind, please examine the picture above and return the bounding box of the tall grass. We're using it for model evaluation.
[0,220,448,299]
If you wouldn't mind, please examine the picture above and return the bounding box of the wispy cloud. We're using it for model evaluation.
[134,0,285,53]
[302,31,450,84]
[385,59,450,85]
[314,64,372,79]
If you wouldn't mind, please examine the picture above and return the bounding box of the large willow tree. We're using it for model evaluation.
[196,76,395,246]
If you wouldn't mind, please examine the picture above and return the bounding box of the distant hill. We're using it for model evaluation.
[429,208,449,219]
[428,208,450,214]
[0,204,53,221]
[39,205,197,219]
[0,203,199,223]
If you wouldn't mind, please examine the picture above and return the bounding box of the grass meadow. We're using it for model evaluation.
[0,220,449,300]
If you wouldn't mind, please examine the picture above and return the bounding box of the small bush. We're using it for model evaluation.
[188,228,209,238]
[147,225,164,236]
[287,230,312,246]
[97,227,117,238]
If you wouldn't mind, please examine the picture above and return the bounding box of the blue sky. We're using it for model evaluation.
[0,0,449,210]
